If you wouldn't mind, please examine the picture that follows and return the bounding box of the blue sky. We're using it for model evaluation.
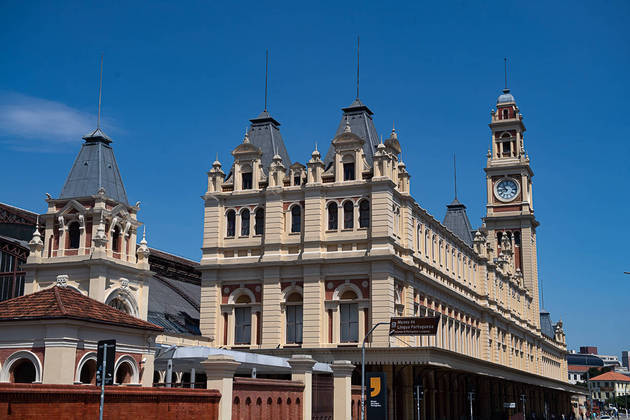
[1,1,628,356]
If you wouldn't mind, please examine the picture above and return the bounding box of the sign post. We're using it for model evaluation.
[361,317,439,420]
[96,339,116,420]
[389,316,440,336]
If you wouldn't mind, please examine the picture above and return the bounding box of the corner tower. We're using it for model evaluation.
[483,86,540,326]
[24,127,151,320]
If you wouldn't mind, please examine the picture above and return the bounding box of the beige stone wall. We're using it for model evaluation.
[198,120,567,382]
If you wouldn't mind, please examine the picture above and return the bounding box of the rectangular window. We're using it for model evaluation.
[242,172,253,190]
[343,162,355,181]
[234,307,251,344]
[286,305,303,344]
[340,303,358,342]
[294,176,301,186]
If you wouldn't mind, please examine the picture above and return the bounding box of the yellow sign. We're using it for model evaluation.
[370,376,381,397]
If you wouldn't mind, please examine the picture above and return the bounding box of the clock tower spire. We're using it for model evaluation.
[483,81,541,328]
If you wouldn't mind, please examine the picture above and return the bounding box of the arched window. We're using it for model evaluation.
[431,235,436,261]
[109,296,131,314]
[339,290,358,343]
[416,224,421,252]
[502,109,509,119]
[112,226,121,252]
[425,231,430,257]
[439,239,443,265]
[291,206,301,233]
[241,209,250,236]
[115,361,133,384]
[235,294,252,344]
[79,359,97,384]
[68,221,80,249]
[327,202,338,230]
[226,210,236,237]
[285,292,303,344]
[254,208,264,235]
[343,201,354,229]
[359,200,369,228]
[11,359,36,383]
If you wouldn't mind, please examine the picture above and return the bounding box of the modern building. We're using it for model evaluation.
[198,86,577,418]
[589,371,630,402]
[623,351,629,369]
[567,353,604,384]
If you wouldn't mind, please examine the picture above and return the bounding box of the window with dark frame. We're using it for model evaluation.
[285,293,303,345]
[68,221,80,249]
[343,162,355,181]
[358,200,369,228]
[112,226,121,252]
[254,208,264,235]
[234,307,252,345]
[291,206,301,233]
[226,210,236,237]
[0,244,26,302]
[241,209,250,236]
[242,172,253,190]
[328,202,338,230]
[340,302,359,343]
[343,201,353,229]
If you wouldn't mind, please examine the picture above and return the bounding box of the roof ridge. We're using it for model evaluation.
[53,286,68,315]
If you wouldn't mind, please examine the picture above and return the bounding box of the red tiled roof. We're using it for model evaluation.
[568,365,590,372]
[0,286,162,332]
[590,371,630,382]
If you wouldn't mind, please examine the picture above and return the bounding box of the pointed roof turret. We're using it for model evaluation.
[246,110,291,171]
[59,128,128,204]
[323,98,380,168]
[443,199,474,247]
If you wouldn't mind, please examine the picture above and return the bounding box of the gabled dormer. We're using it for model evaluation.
[330,119,365,182]
[231,132,263,191]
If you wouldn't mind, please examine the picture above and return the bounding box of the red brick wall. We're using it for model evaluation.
[351,385,362,420]
[0,383,220,420]
[232,377,304,420]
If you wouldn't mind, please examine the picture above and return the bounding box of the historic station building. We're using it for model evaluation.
[198,87,577,418]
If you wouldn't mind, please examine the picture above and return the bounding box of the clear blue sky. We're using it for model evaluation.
[1,1,628,357]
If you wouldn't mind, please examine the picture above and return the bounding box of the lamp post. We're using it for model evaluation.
[521,393,527,419]
[361,322,389,420]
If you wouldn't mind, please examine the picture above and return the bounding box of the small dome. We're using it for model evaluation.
[497,88,515,104]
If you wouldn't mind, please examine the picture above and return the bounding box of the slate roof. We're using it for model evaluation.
[59,128,128,204]
[323,98,380,169]
[443,198,474,247]
[0,286,162,331]
[590,371,630,382]
[540,309,554,339]
[247,110,291,171]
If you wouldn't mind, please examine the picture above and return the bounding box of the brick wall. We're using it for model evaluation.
[351,385,362,420]
[232,377,304,420]
[0,383,220,420]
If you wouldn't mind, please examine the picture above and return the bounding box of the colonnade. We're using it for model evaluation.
[370,365,573,420]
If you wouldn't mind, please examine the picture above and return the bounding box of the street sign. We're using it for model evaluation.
[504,402,516,409]
[367,372,388,420]
[389,316,439,336]
[96,339,116,386]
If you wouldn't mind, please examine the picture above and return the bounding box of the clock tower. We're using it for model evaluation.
[483,86,541,327]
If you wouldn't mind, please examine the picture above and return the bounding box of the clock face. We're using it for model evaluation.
[495,178,519,202]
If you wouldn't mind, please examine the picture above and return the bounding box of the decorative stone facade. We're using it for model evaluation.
[199,89,570,418]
